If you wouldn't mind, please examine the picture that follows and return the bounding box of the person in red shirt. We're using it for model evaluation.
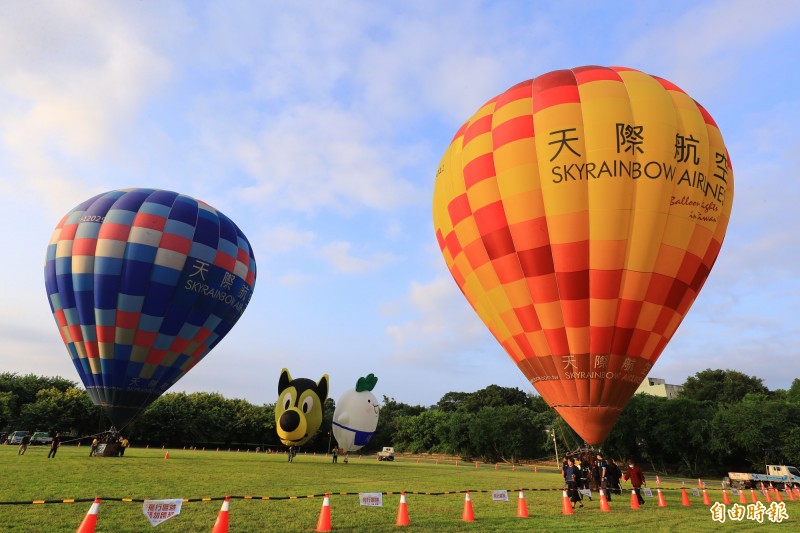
[621,457,646,505]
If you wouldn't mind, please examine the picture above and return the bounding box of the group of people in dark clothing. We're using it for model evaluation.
[562,452,646,508]
[89,431,129,457]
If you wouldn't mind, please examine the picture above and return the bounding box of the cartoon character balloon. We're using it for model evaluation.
[44,188,257,429]
[432,66,733,444]
[275,368,329,447]
[332,374,380,453]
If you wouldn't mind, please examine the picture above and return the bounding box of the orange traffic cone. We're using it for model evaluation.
[657,488,667,507]
[681,487,691,506]
[211,496,230,533]
[599,489,611,512]
[786,487,796,501]
[750,488,759,502]
[722,488,731,505]
[534,466,538,473]
[475,462,479,469]
[772,484,783,503]
[495,464,499,471]
[164,451,169,460]
[739,488,747,504]
[562,490,574,515]
[763,484,773,503]
[517,489,528,518]
[77,498,101,532]
[315,493,332,532]
[702,488,711,505]
[794,486,800,499]
[396,492,410,526]
[697,478,702,488]
[462,491,475,522]
[630,489,640,509]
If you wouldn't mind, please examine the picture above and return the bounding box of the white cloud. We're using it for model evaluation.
[0,0,179,212]
[622,0,800,96]
[386,276,489,364]
[319,241,395,274]
[259,224,317,255]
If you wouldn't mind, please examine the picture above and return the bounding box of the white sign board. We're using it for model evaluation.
[580,489,592,499]
[691,488,701,497]
[492,490,509,501]
[143,499,183,527]
[359,493,383,507]
[643,487,653,498]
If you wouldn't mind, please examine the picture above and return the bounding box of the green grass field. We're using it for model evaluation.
[0,444,797,532]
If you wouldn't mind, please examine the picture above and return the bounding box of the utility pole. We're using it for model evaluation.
[551,428,559,467]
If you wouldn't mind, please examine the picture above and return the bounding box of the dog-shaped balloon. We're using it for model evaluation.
[332,373,379,452]
[275,368,329,447]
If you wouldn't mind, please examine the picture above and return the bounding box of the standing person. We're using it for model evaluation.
[332,447,338,463]
[564,458,584,508]
[622,457,646,505]
[18,434,31,455]
[47,433,61,458]
[90,437,98,457]
[607,458,622,496]
[597,453,611,501]
[561,455,569,480]
[119,436,129,456]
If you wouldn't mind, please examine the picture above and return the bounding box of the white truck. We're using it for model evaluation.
[377,447,395,461]
[728,465,800,490]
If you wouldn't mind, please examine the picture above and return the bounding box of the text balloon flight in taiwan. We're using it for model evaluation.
[432,66,733,444]
[44,188,257,429]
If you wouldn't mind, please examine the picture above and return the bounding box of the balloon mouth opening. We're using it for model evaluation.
[553,405,624,445]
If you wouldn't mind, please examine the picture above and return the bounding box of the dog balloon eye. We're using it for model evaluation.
[302,396,313,413]
[283,393,293,410]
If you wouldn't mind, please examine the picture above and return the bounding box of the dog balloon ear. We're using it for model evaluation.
[279,368,292,393]
[317,374,329,402]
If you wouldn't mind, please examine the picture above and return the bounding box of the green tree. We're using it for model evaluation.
[370,396,424,451]
[436,391,469,412]
[461,385,528,412]
[0,372,77,423]
[786,379,800,404]
[468,405,544,463]
[0,391,16,430]
[394,410,448,453]
[679,369,768,403]
[17,387,100,435]
[711,394,798,469]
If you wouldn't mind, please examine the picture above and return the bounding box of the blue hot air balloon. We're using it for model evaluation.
[44,188,257,429]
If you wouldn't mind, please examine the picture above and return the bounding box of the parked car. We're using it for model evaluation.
[30,432,53,445]
[377,446,395,461]
[6,431,30,445]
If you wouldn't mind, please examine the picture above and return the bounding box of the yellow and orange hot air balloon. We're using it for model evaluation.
[432,66,733,444]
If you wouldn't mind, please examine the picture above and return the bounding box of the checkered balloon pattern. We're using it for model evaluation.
[432,66,733,444]
[44,189,257,428]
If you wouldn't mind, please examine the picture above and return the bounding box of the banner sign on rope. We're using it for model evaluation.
[143,499,182,526]
[358,493,382,507]
[491,490,508,501]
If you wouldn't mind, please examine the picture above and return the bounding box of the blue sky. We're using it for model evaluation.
[1,0,799,409]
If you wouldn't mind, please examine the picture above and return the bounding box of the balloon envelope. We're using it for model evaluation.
[432,66,733,444]
[332,374,379,452]
[44,188,257,428]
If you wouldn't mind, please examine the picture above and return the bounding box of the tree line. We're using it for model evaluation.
[2,370,800,477]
